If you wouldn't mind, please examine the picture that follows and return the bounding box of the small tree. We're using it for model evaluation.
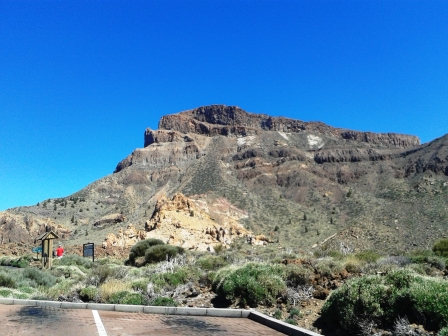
[433,239,448,257]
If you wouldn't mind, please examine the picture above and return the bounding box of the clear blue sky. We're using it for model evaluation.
[1,0,447,210]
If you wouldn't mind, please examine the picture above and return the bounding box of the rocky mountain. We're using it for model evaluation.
[1,105,447,254]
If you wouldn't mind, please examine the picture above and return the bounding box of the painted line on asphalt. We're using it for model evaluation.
[92,309,108,336]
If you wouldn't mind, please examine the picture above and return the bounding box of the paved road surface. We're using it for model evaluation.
[0,305,284,335]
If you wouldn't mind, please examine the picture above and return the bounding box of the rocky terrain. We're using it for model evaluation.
[1,105,447,254]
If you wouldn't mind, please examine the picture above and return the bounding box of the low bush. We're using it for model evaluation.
[144,245,184,264]
[289,307,300,318]
[128,239,164,265]
[0,271,17,288]
[131,279,149,292]
[314,258,344,277]
[285,318,298,325]
[86,264,128,286]
[150,266,199,291]
[284,264,312,286]
[0,289,13,297]
[433,239,448,258]
[197,255,228,271]
[13,255,32,268]
[99,279,131,303]
[151,296,177,306]
[213,263,286,307]
[321,269,448,333]
[79,286,99,302]
[23,267,57,287]
[54,254,93,270]
[439,327,448,336]
[109,291,143,305]
[408,252,446,271]
[355,251,381,263]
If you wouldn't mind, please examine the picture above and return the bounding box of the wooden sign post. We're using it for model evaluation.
[35,230,59,269]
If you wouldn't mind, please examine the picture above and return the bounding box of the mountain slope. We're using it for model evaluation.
[1,105,447,254]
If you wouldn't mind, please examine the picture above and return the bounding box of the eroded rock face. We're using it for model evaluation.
[160,105,420,148]
[0,213,71,244]
[102,224,146,248]
[141,193,267,251]
[115,129,208,173]
[93,213,125,227]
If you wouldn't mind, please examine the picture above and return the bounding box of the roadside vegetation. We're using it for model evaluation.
[0,238,447,335]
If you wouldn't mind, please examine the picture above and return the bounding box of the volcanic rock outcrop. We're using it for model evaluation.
[1,105,447,255]
[159,105,420,148]
[102,193,267,251]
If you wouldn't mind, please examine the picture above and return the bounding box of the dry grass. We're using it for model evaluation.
[99,279,132,302]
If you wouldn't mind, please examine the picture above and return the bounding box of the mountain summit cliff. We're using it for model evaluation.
[1,105,447,255]
[157,105,420,148]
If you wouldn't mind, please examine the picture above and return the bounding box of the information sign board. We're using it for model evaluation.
[83,242,95,262]
[32,246,42,253]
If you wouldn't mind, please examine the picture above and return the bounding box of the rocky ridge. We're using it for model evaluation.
[0,105,447,255]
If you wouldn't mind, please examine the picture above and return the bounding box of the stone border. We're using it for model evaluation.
[0,298,320,336]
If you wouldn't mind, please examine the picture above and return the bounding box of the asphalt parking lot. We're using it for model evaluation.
[0,305,284,335]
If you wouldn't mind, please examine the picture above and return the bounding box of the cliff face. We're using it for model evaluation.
[1,105,447,255]
[159,105,420,149]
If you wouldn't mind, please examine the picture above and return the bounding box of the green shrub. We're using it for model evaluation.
[54,254,93,270]
[162,267,190,286]
[150,266,199,290]
[285,318,298,325]
[15,255,31,268]
[108,291,143,305]
[128,239,164,265]
[344,261,362,273]
[23,268,57,287]
[439,327,448,336]
[273,310,282,319]
[14,293,28,299]
[289,308,300,318]
[433,239,448,258]
[0,257,12,266]
[0,289,13,297]
[80,286,99,302]
[327,250,344,260]
[0,271,17,288]
[151,297,177,306]
[144,245,184,264]
[285,264,312,286]
[355,251,381,263]
[214,244,224,254]
[213,263,286,307]
[86,264,127,285]
[131,279,149,291]
[18,286,34,294]
[321,269,448,333]
[197,255,228,271]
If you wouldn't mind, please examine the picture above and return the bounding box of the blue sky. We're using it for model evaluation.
[1,0,447,210]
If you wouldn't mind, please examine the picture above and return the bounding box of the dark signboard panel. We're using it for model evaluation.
[83,242,95,262]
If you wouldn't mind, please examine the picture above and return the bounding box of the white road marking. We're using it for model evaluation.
[92,310,108,336]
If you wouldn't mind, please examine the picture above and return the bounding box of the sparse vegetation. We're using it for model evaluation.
[0,239,446,335]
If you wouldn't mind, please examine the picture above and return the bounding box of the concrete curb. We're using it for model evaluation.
[0,298,320,335]
[248,311,321,336]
